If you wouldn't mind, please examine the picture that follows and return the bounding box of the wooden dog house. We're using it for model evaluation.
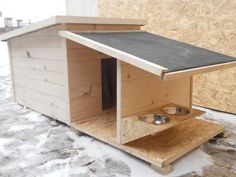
[1,16,236,174]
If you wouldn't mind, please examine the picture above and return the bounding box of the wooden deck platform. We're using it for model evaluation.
[71,109,224,173]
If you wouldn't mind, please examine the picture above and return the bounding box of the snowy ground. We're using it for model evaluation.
[0,42,235,177]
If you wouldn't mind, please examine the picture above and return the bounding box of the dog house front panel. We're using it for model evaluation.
[66,40,103,123]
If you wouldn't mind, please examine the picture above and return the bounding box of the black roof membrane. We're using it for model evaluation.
[78,32,235,72]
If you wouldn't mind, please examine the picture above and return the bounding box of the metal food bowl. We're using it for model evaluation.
[162,105,191,116]
[139,113,170,125]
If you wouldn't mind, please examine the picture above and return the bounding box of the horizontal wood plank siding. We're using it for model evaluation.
[13,75,66,98]
[12,57,65,73]
[10,35,63,48]
[66,40,103,122]
[11,47,64,60]
[120,62,191,116]
[13,66,65,86]
[9,25,70,124]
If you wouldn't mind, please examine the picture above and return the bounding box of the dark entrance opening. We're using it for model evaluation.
[101,58,117,110]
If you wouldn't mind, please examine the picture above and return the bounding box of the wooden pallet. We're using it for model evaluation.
[71,109,224,174]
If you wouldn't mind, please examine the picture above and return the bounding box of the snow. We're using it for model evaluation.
[195,106,236,124]
[8,124,35,131]
[0,42,235,177]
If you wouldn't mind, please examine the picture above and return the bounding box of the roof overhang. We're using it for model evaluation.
[59,31,169,77]
[59,31,236,79]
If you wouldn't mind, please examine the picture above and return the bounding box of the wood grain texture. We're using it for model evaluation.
[98,0,236,113]
[118,63,193,143]
[66,23,141,32]
[193,70,236,114]
[120,104,205,144]
[59,31,168,77]
[120,63,191,117]
[66,40,103,122]
[0,16,146,41]
[71,110,224,168]
[9,25,70,124]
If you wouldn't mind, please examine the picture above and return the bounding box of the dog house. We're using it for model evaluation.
[1,16,236,174]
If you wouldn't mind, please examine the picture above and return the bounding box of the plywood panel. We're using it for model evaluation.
[193,70,236,113]
[98,0,236,113]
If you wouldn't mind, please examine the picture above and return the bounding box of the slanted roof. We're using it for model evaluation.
[59,31,236,79]
[0,16,146,41]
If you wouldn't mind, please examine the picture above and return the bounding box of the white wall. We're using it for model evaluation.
[66,0,97,16]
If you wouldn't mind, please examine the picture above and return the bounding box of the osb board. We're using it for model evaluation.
[125,118,224,167]
[98,0,236,114]
[121,104,205,144]
[71,110,224,168]
[71,109,117,143]
[193,69,236,114]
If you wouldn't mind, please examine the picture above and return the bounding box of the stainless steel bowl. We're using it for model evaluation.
[139,113,170,125]
[162,105,191,116]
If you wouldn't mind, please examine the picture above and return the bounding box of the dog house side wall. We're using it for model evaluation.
[8,25,71,124]
[118,61,192,143]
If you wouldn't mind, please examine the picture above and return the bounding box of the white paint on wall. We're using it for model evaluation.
[66,0,97,17]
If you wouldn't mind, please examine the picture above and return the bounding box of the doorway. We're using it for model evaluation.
[101,58,117,110]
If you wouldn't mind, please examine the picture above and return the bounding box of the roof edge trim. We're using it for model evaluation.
[163,61,236,80]
[55,15,147,25]
[59,31,168,77]
[0,16,146,41]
